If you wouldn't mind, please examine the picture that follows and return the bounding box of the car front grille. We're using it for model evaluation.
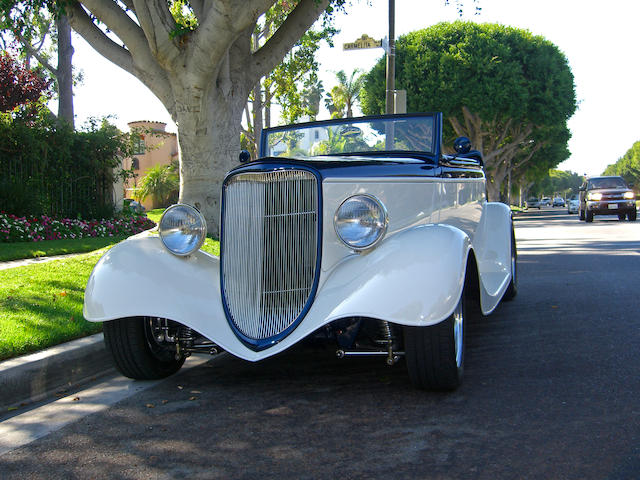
[600,192,625,201]
[221,169,319,344]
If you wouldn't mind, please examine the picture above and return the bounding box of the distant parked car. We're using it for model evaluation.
[579,176,636,222]
[552,197,565,207]
[526,198,541,209]
[567,195,579,214]
[540,197,551,206]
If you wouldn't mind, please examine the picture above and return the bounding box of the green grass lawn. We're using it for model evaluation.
[0,236,130,262]
[145,208,165,224]
[0,236,220,361]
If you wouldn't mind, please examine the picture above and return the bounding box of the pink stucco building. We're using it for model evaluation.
[122,120,179,210]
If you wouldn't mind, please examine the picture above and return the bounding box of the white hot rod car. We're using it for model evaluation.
[84,113,517,391]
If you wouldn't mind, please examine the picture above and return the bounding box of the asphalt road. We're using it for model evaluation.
[1,208,639,479]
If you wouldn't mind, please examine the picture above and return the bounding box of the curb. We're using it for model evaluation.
[0,333,114,411]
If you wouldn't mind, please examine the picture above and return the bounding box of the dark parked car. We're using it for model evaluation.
[552,197,565,207]
[579,176,636,222]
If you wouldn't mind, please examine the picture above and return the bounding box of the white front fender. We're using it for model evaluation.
[84,226,474,361]
[312,224,471,327]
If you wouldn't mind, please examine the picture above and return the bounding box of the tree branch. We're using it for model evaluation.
[76,1,149,55]
[191,0,205,21]
[250,0,329,81]
[121,0,135,11]
[131,0,181,67]
[67,3,173,110]
[15,32,57,76]
[67,4,134,75]
[187,0,266,76]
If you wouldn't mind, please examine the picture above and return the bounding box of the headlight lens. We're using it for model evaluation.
[159,204,207,256]
[623,191,635,200]
[587,192,602,201]
[334,195,388,250]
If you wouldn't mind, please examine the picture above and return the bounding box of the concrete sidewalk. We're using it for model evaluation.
[0,252,87,271]
[0,334,114,412]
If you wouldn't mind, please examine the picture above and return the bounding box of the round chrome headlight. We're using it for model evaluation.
[334,195,388,251]
[159,204,207,256]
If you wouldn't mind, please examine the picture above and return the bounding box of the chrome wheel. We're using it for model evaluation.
[453,297,464,368]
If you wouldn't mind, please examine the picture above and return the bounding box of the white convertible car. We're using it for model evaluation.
[84,113,517,390]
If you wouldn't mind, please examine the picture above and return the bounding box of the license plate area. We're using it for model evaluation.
[608,204,617,209]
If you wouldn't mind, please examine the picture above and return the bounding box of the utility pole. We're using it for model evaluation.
[385,0,395,114]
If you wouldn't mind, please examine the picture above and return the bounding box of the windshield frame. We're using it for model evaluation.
[259,113,442,162]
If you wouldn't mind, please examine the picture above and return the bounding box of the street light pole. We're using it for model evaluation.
[385,0,395,114]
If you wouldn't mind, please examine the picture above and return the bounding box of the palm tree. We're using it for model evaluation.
[325,69,365,118]
[134,164,179,208]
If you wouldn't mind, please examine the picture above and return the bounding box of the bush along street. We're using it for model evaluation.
[0,212,156,243]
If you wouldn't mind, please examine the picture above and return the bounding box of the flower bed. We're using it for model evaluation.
[0,212,156,242]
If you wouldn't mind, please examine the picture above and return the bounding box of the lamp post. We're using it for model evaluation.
[385,0,395,114]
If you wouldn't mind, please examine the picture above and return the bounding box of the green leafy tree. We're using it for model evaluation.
[361,21,576,201]
[0,1,76,126]
[242,3,336,157]
[529,169,583,198]
[3,0,345,235]
[325,69,364,118]
[603,140,640,187]
[134,164,179,208]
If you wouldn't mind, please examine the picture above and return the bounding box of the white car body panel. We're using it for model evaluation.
[84,173,513,362]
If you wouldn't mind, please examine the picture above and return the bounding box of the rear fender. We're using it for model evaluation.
[472,202,513,314]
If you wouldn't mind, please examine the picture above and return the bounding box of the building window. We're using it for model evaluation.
[133,136,145,155]
[131,158,139,170]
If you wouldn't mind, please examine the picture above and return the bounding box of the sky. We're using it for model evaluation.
[62,0,640,177]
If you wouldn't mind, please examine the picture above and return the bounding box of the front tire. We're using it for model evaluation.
[585,210,594,222]
[404,285,467,391]
[103,317,185,380]
[629,210,637,221]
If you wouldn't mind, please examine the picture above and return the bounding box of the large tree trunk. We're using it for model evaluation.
[173,83,248,237]
[56,14,74,127]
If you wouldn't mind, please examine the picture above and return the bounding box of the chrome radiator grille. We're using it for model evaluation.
[221,170,319,342]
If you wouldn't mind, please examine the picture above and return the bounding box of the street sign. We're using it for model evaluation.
[343,34,382,50]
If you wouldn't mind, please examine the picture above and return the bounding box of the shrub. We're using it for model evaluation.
[0,113,136,219]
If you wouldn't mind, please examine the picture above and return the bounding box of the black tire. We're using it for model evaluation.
[103,317,185,380]
[404,283,467,391]
[503,226,517,301]
[618,214,626,221]
[585,210,594,223]
[579,208,585,220]
[629,210,637,221]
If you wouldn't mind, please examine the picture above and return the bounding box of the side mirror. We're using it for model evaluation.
[239,150,251,163]
[453,136,471,154]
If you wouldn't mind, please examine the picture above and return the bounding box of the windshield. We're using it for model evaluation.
[261,115,436,159]
[588,177,627,189]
